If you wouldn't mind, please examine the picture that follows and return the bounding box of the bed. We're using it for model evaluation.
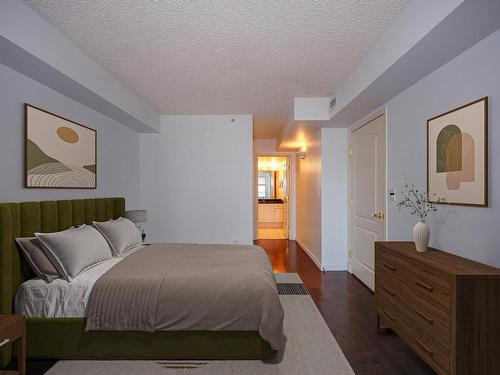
[0,197,280,367]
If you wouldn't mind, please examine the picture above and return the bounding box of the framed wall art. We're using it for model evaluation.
[25,104,97,189]
[427,97,488,206]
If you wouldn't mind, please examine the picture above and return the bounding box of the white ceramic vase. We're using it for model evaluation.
[413,219,430,252]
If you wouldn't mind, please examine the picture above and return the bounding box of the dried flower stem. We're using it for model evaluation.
[397,179,440,220]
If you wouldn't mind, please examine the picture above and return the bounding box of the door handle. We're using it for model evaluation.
[372,212,385,220]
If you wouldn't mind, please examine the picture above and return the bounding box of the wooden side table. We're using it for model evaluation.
[0,315,25,375]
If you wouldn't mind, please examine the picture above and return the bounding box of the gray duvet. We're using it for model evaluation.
[85,243,284,350]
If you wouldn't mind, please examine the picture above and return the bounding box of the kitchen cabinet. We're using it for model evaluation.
[258,204,284,223]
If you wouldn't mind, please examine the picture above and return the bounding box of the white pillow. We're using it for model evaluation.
[35,225,113,281]
[93,217,142,256]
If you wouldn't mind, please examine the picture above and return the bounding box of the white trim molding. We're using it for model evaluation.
[295,239,347,271]
[296,238,322,271]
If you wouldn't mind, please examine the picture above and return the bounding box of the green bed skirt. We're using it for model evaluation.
[23,317,277,360]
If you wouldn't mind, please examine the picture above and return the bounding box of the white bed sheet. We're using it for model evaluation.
[14,246,143,318]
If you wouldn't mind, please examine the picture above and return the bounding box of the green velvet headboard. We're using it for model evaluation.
[0,197,124,365]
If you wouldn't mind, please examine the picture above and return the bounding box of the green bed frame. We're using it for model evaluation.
[0,197,275,367]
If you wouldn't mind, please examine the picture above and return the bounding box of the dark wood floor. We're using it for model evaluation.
[257,239,436,375]
[21,239,436,374]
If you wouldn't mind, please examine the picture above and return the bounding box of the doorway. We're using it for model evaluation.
[349,113,386,290]
[256,156,289,239]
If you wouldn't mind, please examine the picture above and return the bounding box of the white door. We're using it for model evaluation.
[283,158,289,239]
[350,114,386,290]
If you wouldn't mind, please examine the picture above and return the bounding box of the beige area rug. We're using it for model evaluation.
[45,273,354,375]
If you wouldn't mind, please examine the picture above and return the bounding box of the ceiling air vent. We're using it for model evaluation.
[329,97,336,111]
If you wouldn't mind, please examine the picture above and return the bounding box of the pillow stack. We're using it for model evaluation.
[93,217,142,256]
[16,236,63,282]
[15,217,143,283]
[35,225,113,281]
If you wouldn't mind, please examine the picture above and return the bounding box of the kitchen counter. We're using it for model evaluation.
[258,199,283,204]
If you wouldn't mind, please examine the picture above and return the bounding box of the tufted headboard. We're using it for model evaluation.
[0,197,124,364]
[0,197,124,310]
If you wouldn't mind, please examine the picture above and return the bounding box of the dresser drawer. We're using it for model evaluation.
[377,291,450,375]
[377,246,450,313]
[375,242,500,375]
[408,331,450,375]
[376,246,413,282]
[376,275,449,342]
[403,285,450,350]
[409,263,450,314]
[376,271,407,311]
[376,288,413,331]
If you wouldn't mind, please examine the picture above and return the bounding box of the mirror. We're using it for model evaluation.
[258,171,277,199]
[257,156,287,201]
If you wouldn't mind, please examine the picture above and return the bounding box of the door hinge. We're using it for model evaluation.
[348,249,352,258]
[348,198,353,208]
[348,148,353,156]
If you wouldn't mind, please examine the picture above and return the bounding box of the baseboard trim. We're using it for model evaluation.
[295,239,348,271]
[322,264,348,271]
[295,238,323,271]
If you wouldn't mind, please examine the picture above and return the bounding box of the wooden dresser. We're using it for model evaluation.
[375,242,500,375]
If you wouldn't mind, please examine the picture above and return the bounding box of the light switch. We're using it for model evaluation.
[389,189,396,202]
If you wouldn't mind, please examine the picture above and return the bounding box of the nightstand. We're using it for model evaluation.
[0,315,25,375]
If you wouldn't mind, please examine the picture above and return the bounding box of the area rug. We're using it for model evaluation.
[45,273,354,374]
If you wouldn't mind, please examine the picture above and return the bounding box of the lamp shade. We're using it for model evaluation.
[125,210,147,224]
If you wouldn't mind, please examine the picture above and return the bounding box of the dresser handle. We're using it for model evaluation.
[415,338,434,357]
[416,310,434,324]
[383,309,397,322]
[0,339,10,348]
[416,280,434,292]
[383,262,396,271]
[383,287,396,297]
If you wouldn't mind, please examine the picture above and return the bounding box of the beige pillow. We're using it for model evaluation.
[36,225,113,281]
[16,237,61,282]
[93,217,142,256]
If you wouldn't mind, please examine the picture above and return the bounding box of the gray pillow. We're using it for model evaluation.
[93,217,142,256]
[16,237,61,282]
[35,225,113,281]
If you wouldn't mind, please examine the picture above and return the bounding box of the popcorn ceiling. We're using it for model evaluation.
[25,0,409,138]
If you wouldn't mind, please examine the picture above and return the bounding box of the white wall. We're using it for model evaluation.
[334,0,463,115]
[296,128,349,270]
[0,62,141,207]
[296,130,322,266]
[321,128,349,270]
[253,139,297,241]
[386,28,500,267]
[293,97,330,121]
[253,139,278,154]
[140,115,254,244]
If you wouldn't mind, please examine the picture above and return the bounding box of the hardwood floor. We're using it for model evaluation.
[21,239,436,374]
[257,239,436,375]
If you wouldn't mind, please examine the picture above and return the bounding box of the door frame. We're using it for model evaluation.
[347,107,388,274]
[253,153,295,241]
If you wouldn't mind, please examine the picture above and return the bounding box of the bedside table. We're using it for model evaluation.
[0,315,25,375]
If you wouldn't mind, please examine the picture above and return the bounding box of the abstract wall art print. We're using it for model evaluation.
[427,97,487,206]
[25,104,97,189]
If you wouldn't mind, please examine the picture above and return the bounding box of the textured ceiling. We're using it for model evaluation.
[25,0,409,138]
